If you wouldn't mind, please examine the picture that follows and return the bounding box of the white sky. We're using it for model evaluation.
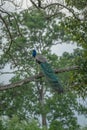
[51,43,77,56]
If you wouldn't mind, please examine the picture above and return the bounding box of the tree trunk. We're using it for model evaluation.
[37,81,47,128]
[42,114,47,127]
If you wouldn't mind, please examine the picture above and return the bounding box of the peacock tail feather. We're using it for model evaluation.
[40,62,64,93]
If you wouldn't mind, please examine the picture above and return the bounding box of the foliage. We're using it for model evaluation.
[46,92,80,130]
[0,0,87,129]
[1,49,87,129]
[0,115,45,130]
[65,0,87,9]
[57,49,87,96]
[80,126,87,130]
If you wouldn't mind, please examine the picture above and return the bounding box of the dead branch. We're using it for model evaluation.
[0,66,79,91]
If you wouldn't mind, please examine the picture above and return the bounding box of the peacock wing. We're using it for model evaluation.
[36,55,47,63]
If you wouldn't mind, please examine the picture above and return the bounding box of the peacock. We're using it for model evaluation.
[32,49,64,93]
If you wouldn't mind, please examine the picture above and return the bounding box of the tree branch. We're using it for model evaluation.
[40,2,79,20]
[1,0,21,8]
[0,8,11,16]
[0,14,13,53]
[30,0,39,9]
[0,71,16,75]
[12,14,23,37]
[0,66,79,91]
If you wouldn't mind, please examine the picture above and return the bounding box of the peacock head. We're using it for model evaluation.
[32,49,37,57]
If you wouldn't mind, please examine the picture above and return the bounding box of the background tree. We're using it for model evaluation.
[0,0,87,129]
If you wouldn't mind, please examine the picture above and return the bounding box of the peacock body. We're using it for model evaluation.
[32,50,63,93]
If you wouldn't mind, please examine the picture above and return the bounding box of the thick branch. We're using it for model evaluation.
[0,66,79,91]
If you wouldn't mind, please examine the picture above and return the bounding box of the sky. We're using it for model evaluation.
[51,43,77,56]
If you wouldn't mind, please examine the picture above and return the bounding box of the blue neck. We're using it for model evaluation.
[32,49,37,57]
